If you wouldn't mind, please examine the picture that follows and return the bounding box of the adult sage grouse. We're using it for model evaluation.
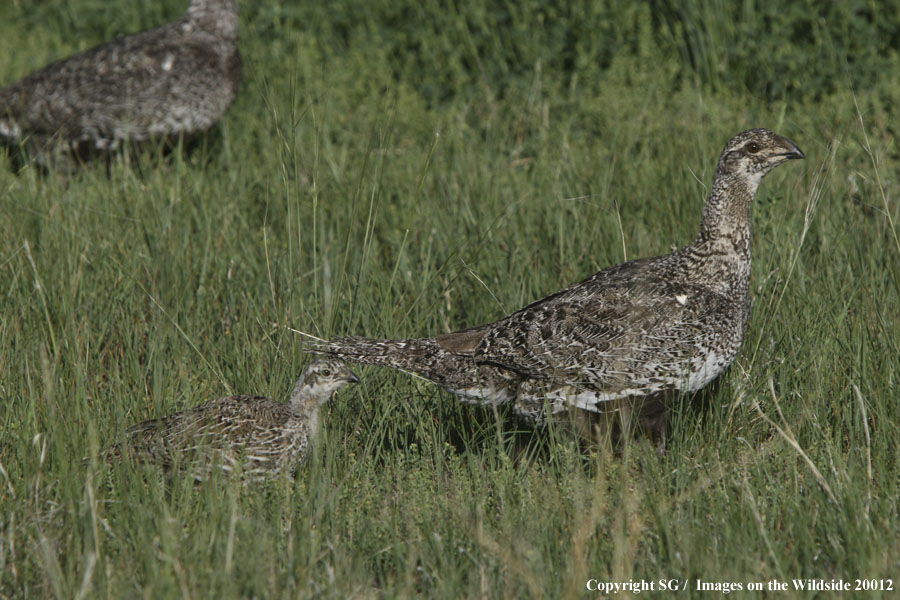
[310,129,804,434]
[104,359,359,481]
[0,0,240,169]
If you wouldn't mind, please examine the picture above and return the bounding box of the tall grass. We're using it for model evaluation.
[1,0,899,597]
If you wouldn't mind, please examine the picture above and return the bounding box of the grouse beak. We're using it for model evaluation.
[346,369,360,385]
[777,137,805,160]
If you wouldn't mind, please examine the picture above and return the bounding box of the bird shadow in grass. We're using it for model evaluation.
[490,382,725,471]
[1,126,226,177]
[342,383,546,470]
[349,379,724,477]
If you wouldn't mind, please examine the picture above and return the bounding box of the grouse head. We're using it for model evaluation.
[291,359,360,406]
[185,0,239,41]
[716,128,805,182]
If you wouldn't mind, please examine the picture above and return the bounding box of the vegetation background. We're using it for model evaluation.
[1,0,898,597]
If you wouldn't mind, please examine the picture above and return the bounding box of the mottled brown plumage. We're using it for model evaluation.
[310,129,804,431]
[0,0,240,169]
[104,359,359,481]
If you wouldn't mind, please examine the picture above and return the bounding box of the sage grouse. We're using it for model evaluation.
[104,360,359,481]
[310,129,804,431]
[0,0,240,168]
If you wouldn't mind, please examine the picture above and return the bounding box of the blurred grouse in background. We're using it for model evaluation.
[0,0,240,169]
[310,129,804,435]
[104,359,359,481]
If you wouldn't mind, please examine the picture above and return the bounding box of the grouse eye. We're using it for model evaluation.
[747,142,760,154]
[321,369,332,377]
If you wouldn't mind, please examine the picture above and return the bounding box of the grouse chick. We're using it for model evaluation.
[104,359,359,481]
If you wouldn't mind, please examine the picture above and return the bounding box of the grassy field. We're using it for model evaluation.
[2,0,899,597]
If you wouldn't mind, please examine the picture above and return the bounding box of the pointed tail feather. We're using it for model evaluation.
[306,336,452,378]
[306,336,520,405]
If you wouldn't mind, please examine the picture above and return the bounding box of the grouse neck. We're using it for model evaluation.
[681,170,763,294]
[289,380,322,418]
[695,170,761,254]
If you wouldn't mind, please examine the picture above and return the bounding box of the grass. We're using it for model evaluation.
[2,0,899,597]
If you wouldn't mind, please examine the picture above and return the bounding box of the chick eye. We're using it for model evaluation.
[322,369,332,377]
[747,142,760,153]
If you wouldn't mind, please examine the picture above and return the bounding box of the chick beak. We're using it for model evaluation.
[778,138,805,160]
[346,370,361,385]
